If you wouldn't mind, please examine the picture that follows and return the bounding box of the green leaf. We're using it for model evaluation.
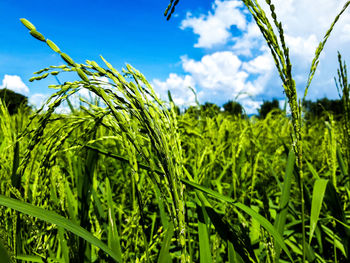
[306,161,320,180]
[336,146,348,179]
[197,204,213,263]
[181,179,294,262]
[15,255,43,262]
[57,227,69,263]
[20,18,36,31]
[309,179,328,244]
[46,39,61,53]
[198,202,255,262]
[234,202,293,261]
[274,149,295,260]
[182,178,234,203]
[0,195,120,262]
[29,30,45,42]
[157,221,174,263]
[154,185,169,229]
[106,177,122,262]
[324,182,350,255]
[228,241,244,263]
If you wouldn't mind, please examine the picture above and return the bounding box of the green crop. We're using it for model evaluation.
[0,1,349,262]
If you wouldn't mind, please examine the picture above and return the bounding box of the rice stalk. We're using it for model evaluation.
[19,18,189,262]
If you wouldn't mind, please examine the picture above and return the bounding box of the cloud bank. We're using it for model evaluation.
[0,75,29,95]
[152,0,350,114]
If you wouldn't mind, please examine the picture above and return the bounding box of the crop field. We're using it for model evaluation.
[1,0,350,262]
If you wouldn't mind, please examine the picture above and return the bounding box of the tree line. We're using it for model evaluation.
[0,88,344,119]
[179,98,344,120]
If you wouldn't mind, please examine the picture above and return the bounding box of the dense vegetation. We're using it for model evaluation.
[0,89,29,115]
[1,85,349,263]
[1,0,350,262]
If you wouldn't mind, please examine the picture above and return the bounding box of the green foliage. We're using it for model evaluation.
[303,97,343,120]
[335,52,350,174]
[223,100,243,117]
[258,98,280,119]
[184,105,200,120]
[200,102,221,118]
[0,89,29,115]
[1,85,350,262]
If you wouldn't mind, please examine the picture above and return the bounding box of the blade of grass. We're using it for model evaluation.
[105,177,122,262]
[181,179,293,262]
[336,146,348,181]
[154,184,169,229]
[309,179,328,244]
[196,203,213,263]
[15,255,44,262]
[274,149,295,261]
[324,182,350,258]
[157,221,174,263]
[57,227,70,263]
[306,161,320,180]
[227,241,244,263]
[202,205,255,262]
[0,195,121,262]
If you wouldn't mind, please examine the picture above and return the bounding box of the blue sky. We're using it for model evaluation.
[1,0,350,113]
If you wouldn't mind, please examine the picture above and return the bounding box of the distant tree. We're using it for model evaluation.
[223,100,243,117]
[303,97,343,120]
[0,88,29,115]
[258,99,280,119]
[185,102,221,118]
[200,102,220,118]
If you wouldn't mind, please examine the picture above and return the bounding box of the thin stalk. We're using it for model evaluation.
[297,99,305,263]
[300,167,306,262]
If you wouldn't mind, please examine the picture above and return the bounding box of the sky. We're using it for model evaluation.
[1,0,350,114]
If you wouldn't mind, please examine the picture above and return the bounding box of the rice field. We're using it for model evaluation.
[1,1,350,262]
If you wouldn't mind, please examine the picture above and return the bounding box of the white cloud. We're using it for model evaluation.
[181,0,247,48]
[29,93,49,109]
[0,75,29,95]
[339,23,350,42]
[182,51,275,103]
[152,51,274,110]
[257,0,350,96]
[156,0,350,113]
[285,34,319,63]
[232,21,262,56]
[182,52,246,90]
[240,99,262,115]
[152,74,196,107]
[243,52,274,74]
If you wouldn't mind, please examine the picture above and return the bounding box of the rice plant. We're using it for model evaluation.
[0,0,350,262]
